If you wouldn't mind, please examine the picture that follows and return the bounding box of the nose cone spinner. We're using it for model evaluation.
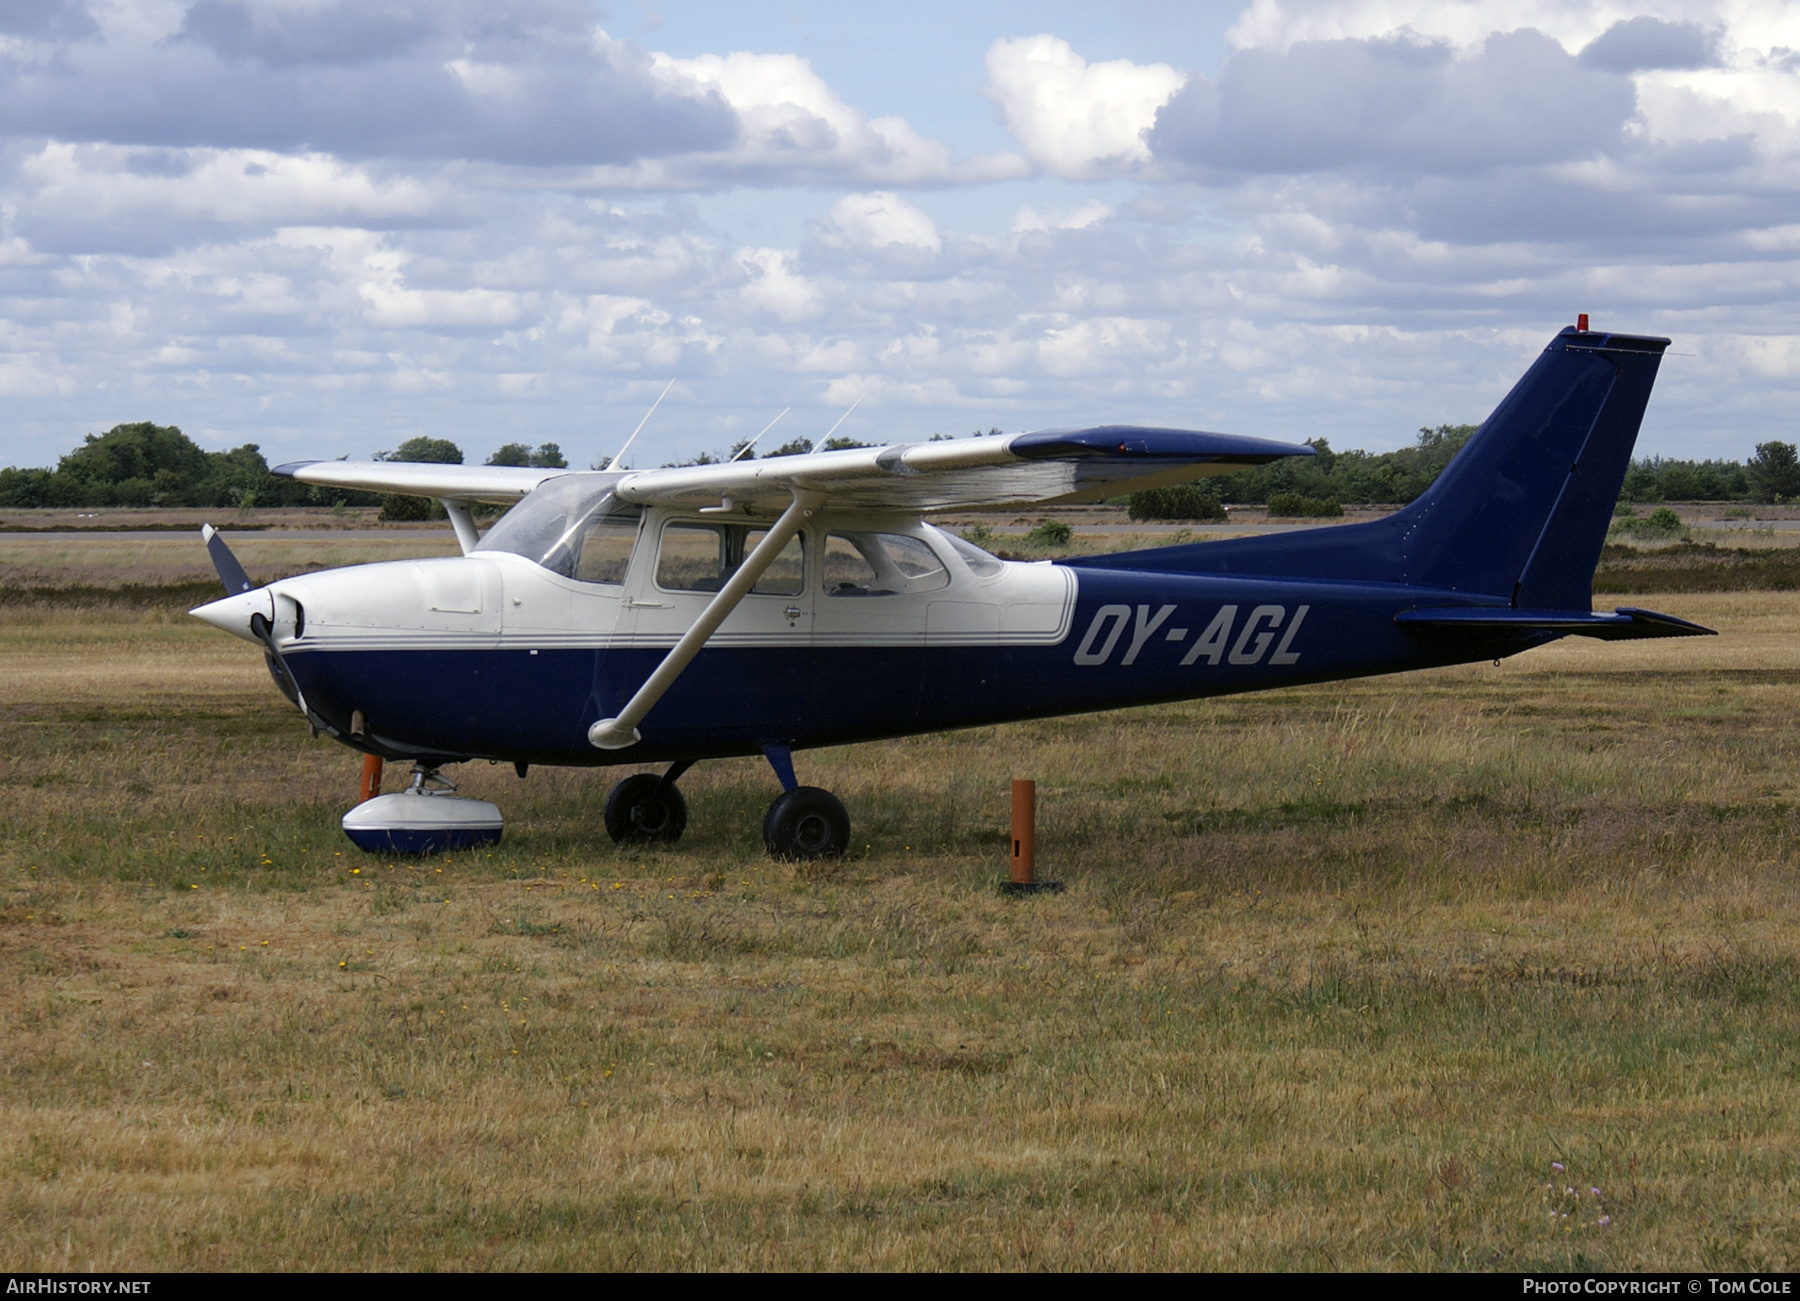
[190,589,271,643]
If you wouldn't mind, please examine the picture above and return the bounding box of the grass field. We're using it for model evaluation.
[3,530,1800,1268]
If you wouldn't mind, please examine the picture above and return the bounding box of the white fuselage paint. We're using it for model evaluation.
[197,510,1077,658]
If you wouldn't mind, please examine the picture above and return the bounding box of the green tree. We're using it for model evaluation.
[0,467,53,507]
[486,442,568,468]
[52,422,211,506]
[376,437,460,521]
[1127,483,1226,522]
[1746,441,1800,503]
[486,442,532,467]
[377,437,463,465]
[205,443,272,510]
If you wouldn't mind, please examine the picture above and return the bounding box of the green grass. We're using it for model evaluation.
[1594,541,1800,593]
[2,593,1800,1267]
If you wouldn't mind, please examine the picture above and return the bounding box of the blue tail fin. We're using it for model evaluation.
[1071,326,1669,607]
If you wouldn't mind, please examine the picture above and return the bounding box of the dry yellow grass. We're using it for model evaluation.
[2,589,1800,1268]
[0,533,459,590]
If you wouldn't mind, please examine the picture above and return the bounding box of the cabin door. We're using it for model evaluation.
[614,514,814,742]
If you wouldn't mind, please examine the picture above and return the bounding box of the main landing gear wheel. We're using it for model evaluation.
[762,786,850,862]
[604,773,688,845]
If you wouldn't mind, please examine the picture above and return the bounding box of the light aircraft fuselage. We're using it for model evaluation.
[191,325,1708,857]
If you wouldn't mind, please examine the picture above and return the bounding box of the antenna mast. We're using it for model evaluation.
[732,407,790,461]
[809,394,864,454]
[607,378,675,471]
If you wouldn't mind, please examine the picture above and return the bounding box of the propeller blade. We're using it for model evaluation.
[201,523,255,594]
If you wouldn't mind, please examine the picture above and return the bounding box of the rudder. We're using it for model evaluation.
[1506,332,1667,609]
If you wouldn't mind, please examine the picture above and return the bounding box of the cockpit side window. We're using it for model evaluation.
[472,475,641,584]
[572,513,637,583]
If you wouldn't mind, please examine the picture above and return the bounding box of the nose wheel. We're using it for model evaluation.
[763,786,850,861]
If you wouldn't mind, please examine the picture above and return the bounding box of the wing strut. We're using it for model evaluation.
[587,488,823,750]
[442,500,479,554]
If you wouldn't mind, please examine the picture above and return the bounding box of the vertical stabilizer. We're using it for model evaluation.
[1070,326,1671,610]
[1404,327,1667,607]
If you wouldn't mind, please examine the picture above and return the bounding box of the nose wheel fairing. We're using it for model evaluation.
[342,767,503,854]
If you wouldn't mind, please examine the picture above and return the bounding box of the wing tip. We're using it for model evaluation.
[1011,427,1314,462]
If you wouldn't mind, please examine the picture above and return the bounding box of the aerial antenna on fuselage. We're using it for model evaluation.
[607,377,675,471]
[732,407,790,462]
[809,394,864,454]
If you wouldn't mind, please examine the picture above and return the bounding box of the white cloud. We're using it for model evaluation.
[982,35,1186,178]
[1226,0,1638,55]
[736,247,823,321]
[1225,1,1800,143]
[1,4,1798,471]
[13,144,441,253]
[632,49,1027,187]
[1011,201,1113,233]
[1150,29,1637,178]
[819,192,941,252]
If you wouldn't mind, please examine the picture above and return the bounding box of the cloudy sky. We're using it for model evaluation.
[2,0,1797,469]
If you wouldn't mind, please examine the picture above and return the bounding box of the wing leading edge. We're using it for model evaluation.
[271,460,571,504]
[272,426,1311,514]
[614,426,1311,514]
[270,424,1310,511]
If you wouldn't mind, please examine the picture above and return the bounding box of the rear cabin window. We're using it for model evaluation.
[656,523,806,597]
[823,532,950,597]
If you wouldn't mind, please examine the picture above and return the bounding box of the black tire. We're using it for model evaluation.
[604,773,688,845]
[762,786,850,862]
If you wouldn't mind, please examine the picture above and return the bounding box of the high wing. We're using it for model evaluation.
[273,426,1312,515]
[271,460,565,504]
[617,427,1311,513]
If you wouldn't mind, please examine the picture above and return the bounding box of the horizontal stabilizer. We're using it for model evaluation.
[1395,606,1714,641]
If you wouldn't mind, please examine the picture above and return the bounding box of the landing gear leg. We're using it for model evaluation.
[758,744,850,861]
[409,762,455,794]
[604,761,691,845]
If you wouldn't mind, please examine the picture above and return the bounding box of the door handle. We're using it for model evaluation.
[784,605,804,620]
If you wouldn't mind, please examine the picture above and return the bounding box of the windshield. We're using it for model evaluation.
[473,474,641,582]
[937,527,1005,578]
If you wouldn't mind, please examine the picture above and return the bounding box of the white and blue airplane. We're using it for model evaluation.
[192,324,1708,858]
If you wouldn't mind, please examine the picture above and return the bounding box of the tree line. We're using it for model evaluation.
[3,420,1798,515]
[0,425,566,510]
[1130,427,1800,520]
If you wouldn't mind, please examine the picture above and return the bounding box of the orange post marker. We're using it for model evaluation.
[1010,779,1035,884]
[359,754,384,803]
